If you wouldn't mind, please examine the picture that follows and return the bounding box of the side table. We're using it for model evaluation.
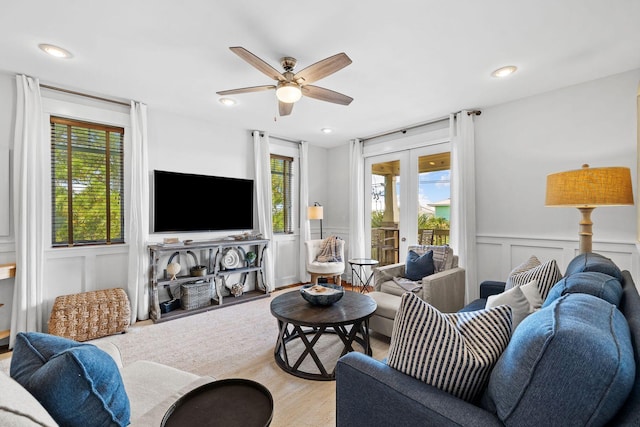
[161,378,273,427]
[348,258,379,293]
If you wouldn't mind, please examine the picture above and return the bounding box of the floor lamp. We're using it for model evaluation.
[308,202,324,239]
[545,164,634,254]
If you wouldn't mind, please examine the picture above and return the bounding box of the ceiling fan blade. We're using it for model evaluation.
[301,85,353,105]
[229,47,286,82]
[216,85,276,96]
[293,53,352,85]
[279,101,294,116]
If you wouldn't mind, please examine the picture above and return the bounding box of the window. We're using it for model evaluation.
[271,154,293,234]
[50,116,124,247]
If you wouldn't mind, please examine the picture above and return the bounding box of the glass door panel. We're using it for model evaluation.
[416,152,451,247]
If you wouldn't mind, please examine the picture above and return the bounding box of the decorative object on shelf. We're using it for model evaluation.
[180,281,212,310]
[231,283,244,297]
[166,262,181,280]
[246,251,257,266]
[186,251,207,276]
[308,202,324,238]
[545,164,634,253]
[220,247,245,270]
[300,283,344,306]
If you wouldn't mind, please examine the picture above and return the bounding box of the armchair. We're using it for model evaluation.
[369,245,465,336]
[304,238,345,285]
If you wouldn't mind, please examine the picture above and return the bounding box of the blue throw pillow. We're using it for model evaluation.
[544,271,623,308]
[405,250,435,281]
[564,252,623,282]
[10,332,130,427]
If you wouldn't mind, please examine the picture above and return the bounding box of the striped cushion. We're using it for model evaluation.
[387,292,512,402]
[510,259,562,301]
[505,255,541,290]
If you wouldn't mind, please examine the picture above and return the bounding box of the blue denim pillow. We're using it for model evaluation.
[405,249,434,281]
[565,252,623,282]
[481,293,634,426]
[544,271,623,307]
[10,332,130,427]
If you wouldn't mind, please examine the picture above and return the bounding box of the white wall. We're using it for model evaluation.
[328,69,640,302]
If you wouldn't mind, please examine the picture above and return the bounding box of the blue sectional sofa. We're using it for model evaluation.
[336,253,640,427]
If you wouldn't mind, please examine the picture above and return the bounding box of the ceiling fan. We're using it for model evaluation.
[217,46,353,116]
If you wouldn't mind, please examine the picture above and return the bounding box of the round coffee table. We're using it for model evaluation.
[270,289,377,381]
[161,378,273,427]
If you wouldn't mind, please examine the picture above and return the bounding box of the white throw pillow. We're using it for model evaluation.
[486,286,529,330]
[519,279,543,311]
[387,292,512,402]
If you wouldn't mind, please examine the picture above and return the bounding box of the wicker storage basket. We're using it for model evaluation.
[48,288,131,342]
[181,281,212,310]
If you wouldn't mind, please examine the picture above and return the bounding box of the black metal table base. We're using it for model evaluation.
[273,318,371,381]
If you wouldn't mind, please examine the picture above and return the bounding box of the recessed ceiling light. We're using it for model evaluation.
[219,97,236,106]
[38,43,73,59]
[321,128,332,134]
[491,65,517,78]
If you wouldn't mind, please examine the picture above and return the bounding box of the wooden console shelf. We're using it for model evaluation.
[148,239,269,323]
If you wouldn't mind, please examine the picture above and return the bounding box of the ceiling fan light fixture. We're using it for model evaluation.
[219,97,236,106]
[276,82,302,103]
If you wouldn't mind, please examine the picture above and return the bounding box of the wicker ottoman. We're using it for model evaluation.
[48,288,131,342]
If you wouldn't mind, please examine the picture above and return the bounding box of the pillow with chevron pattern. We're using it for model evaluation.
[387,292,513,402]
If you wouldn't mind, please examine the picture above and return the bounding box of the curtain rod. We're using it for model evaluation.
[359,110,481,143]
[258,132,300,144]
[40,84,131,107]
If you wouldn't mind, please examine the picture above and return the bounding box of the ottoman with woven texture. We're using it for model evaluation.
[48,288,131,341]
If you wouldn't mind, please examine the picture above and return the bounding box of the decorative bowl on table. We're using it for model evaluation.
[300,284,345,306]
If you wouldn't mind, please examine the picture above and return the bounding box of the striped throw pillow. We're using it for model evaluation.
[387,292,512,402]
[505,255,541,290]
[509,258,562,301]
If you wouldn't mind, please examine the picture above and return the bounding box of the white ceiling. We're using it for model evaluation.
[2,1,640,148]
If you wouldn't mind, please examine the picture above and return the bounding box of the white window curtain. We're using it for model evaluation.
[126,101,149,323]
[299,141,311,283]
[450,111,478,304]
[349,139,365,262]
[252,131,275,292]
[10,75,47,348]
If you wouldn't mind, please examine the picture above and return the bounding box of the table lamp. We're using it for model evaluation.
[308,202,324,239]
[545,164,633,253]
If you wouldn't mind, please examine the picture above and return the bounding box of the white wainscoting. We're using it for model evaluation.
[475,234,639,302]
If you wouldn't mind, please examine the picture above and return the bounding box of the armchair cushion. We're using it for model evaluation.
[387,292,512,402]
[405,249,435,281]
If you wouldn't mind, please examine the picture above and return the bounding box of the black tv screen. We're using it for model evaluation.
[153,170,254,232]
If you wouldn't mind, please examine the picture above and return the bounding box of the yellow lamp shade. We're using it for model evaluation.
[545,165,634,207]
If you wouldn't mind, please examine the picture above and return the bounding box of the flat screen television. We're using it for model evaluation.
[153,169,254,233]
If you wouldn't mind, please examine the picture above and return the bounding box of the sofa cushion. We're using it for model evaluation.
[482,293,635,426]
[564,252,623,282]
[387,292,512,402]
[10,332,130,427]
[543,271,623,308]
[504,255,541,290]
[509,258,562,301]
[0,370,58,426]
[405,249,435,281]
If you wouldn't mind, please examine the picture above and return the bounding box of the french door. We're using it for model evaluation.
[365,144,451,265]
